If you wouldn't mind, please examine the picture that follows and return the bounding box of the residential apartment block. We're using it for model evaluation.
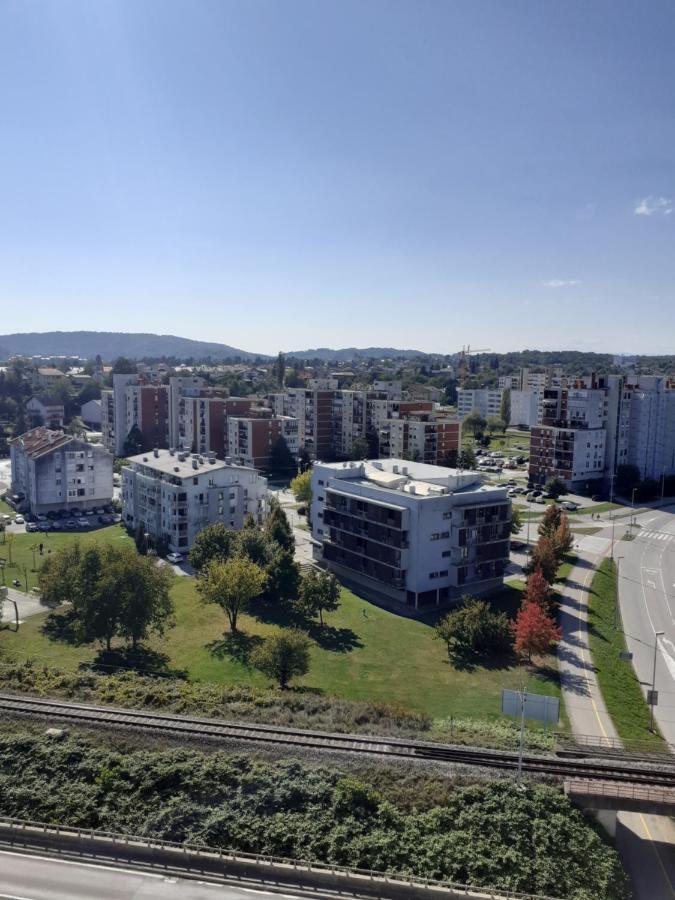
[456,388,504,421]
[121,449,268,553]
[377,415,461,467]
[10,426,113,515]
[227,414,299,470]
[310,459,511,609]
[101,374,170,456]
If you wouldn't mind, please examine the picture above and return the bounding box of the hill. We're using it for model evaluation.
[285,346,427,361]
[0,331,266,362]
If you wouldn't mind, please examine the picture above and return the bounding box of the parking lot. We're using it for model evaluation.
[2,507,121,536]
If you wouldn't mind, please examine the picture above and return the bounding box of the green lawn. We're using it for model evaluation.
[0,542,563,723]
[0,525,132,592]
[587,559,666,750]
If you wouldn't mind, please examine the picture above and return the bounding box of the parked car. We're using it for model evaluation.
[14,515,24,524]
[561,501,579,511]
[591,494,603,502]
[66,519,78,529]
[167,552,183,564]
[26,522,39,533]
[50,521,61,531]
[534,495,546,505]
[77,518,89,528]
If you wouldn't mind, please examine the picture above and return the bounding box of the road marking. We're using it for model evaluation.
[572,564,610,740]
[639,815,675,897]
[0,848,165,879]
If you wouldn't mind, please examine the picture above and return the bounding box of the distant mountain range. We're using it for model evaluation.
[0,331,265,362]
[0,332,430,362]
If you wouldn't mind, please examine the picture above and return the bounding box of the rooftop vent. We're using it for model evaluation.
[169,448,175,456]
[401,466,408,475]
[392,464,399,474]
[153,448,159,458]
[142,456,148,462]
[192,458,199,469]
[174,466,180,473]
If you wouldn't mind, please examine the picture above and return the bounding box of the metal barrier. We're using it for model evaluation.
[0,815,562,900]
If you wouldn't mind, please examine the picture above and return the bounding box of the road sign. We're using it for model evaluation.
[501,689,560,725]
[647,690,659,706]
[619,650,633,661]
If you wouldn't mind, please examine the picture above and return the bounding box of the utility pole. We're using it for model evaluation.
[631,487,637,529]
[661,467,666,507]
[614,556,623,630]
[650,630,664,732]
[609,473,616,560]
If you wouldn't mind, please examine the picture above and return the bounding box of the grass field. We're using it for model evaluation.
[587,558,666,750]
[0,525,132,592]
[0,529,563,722]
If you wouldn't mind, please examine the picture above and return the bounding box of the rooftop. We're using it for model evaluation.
[125,448,251,479]
[317,458,502,498]
[10,426,72,459]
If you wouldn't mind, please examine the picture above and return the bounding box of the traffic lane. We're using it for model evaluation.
[0,850,306,900]
[616,813,675,900]
[619,518,675,742]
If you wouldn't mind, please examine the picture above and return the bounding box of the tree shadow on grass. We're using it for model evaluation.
[446,649,515,674]
[305,621,363,653]
[247,596,302,629]
[41,608,82,645]
[206,631,264,667]
[88,645,188,679]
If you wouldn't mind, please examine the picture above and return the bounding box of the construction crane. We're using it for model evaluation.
[457,345,491,386]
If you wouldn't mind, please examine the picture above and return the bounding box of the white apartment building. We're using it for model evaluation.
[456,388,504,421]
[10,427,113,515]
[509,390,539,428]
[310,459,511,609]
[627,377,675,481]
[122,449,268,553]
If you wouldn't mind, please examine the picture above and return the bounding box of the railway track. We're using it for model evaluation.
[2,692,675,787]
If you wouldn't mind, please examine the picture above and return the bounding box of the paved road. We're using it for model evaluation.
[618,504,675,744]
[556,526,675,899]
[0,850,307,900]
[271,487,314,566]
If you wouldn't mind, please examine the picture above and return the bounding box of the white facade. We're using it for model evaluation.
[80,398,102,427]
[509,390,539,428]
[168,375,205,450]
[627,377,675,481]
[456,388,504,421]
[26,396,65,429]
[310,459,511,609]
[10,427,113,514]
[122,449,268,553]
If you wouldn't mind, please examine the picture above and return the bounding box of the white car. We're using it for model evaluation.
[14,515,24,524]
[561,501,579,511]
[167,552,183,564]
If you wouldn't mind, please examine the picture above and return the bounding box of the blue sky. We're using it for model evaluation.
[0,0,673,355]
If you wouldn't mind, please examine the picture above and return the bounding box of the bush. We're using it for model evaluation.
[435,598,511,660]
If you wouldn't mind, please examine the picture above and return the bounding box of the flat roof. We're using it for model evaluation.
[126,449,234,478]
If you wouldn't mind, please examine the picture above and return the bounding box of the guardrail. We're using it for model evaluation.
[0,816,562,900]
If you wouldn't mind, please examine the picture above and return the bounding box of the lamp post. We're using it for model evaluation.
[614,556,623,629]
[609,473,616,560]
[650,630,665,732]
[631,487,637,529]
[661,467,666,507]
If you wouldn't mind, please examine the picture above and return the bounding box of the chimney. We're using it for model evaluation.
[192,458,198,469]
[153,447,159,458]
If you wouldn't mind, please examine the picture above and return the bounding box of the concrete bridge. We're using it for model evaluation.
[565,780,675,835]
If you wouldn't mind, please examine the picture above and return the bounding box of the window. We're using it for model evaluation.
[193,477,199,485]
[318,479,324,486]
[442,550,451,558]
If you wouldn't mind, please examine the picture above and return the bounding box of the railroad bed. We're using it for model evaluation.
[2,692,675,787]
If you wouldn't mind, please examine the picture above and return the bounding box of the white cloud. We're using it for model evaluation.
[542,279,580,288]
[634,195,673,217]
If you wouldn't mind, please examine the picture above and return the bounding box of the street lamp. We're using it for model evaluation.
[631,487,637,529]
[650,630,665,733]
[614,556,623,630]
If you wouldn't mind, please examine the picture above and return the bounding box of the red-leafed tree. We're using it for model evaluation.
[523,567,553,611]
[512,601,562,661]
[554,513,574,558]
[526,536,558,583]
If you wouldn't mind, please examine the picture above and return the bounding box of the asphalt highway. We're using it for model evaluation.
[618,504,675,744]
[0,849,306,900]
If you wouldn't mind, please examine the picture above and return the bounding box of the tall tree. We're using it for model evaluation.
[350,437,369,460]
[274,352,286,387]
[188,522,238,572]
[523,568,553,611]
[462,411,487,437]
[527,537,559,584]
[197,556,266,632]
[113,549,174,650]
[297,447,312,473]
[112,357,137,375]
[512,601,562,661]
[510,505,523,535]
[290,470,312,505]
[123,424,144,457]
[262,548,301,605]
[268,435,296,475]
[538,504,562,541]
[251,629,311,688]
[297,568,341,625]
[264,498,295,553]
[554,514,574,558]
[500,388,511,427]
